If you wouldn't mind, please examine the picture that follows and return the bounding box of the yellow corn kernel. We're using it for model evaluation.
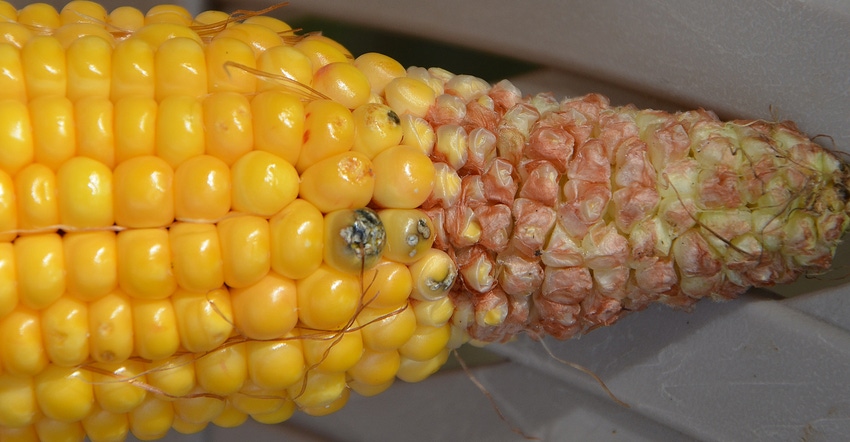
[42,295,89,366]
[358,302,418,351]
[351,103,403,159]
[371,145,435,209]
[110,38,154,101]
[15,233,64,309]
[17,3,59,29]
[301,388,350,417]
[205,37,256,94]
[378,209,436,264]
[0,100,33,176]
[250,398,296,425]
[173,386,225,425]
[191,9,230,26]
[0,171,17,242]
[57,156,113,229]
[0,306,46,376]
[231,272,297,340]
[14,163,58,232]
[144,355,195,398]
[212,402,248,428]
[81,403,130,442]
[144,4,190,25]
[154,95,204,168]
[64,231,116,301]
[203,91,254,165]
[217,215,270,288]
[29,95,75,171]
[0,244,16,318]
[256,45,313,91]
[0,22,33,49]
[0,373,37,427]
[296,264,362,330]
[113,155,174,228]
[173,154,231,222]
[59,1,107,25]
[0,44,26,101]
[294,38,349,74]
[354,52,406,95]
[53,23,113,51]
[113,96,157,163]
[34,418,85,442]
[128,396,173,441]
[133,23,203,50]
[231,150,299,216]
[247,338,305,390]
[242,15,292,32]
[269,199,324,280]
[214,23,283,56]
[348,378,394,397]
[0,1,16,21]
[299,151,375,213]
[411,297,455,327]
[408,248,457,301]
[396,348,450,383]
[300,326,364,373]
[172,287,233,353]
[91,361,147,414]
[74,97,115,168]
[88,291,132,363]
[384,77,436,118]
[230,381,287,416]
[116,228,177,299]
[22,35,65,99]
[398,323,452,361]
[0,425,38,441]
[347,348,400,386]
[287,371,346,409]
[195,342,247,396]
[35,365,94,422]
[168,223,224,292]
[65,34,111,102]
[322,208,385,274]
[171,416,206,436]
[251,90,304,165]
[107,6,143,33]
[312,62,371,110]
[360,259,414,309]
[296,99,355,172]
[131,297,179,360]
[154,37,207,101]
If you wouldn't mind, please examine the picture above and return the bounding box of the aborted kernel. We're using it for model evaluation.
[0,100,33,176]
[231,150,299,217]
[34,365,94,422]
[299,151,375,213]
[217,215,271,288]
[131,297,179,360]
[113,155,174,228]
[116,228,177,299]
[41,295,89,366]
[155,94,205,168]
[371,145,436,209]
[172,287,233,353]
[354,52,406,95]
[384,77,436,118]
[14,233,64,309]
[296,264,362,330]
[173,154,231,222]
[296,99,355,173]
[168,222,224,292]
[352,103,404,159]
[203,91,254,165]
[312,62,371,110]
[411,297,455,327]
[88,291,133,363]
[269,199,324,280]
[230,272,298,340]
[57,156,113,229]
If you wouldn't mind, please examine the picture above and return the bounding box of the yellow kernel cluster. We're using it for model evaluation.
[0,1,448,440]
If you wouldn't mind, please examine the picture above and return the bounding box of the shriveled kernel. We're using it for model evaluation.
[155,95,204,168]
[312,62,371,109]
[117,228,177,299]
[0,373,37,427]
[113,96,157,162]
[203,91,254,165]
[173,154,231,222]
[172,287,233,353]
[270,199,324,280]
[251,90,305,165]
[231,150,299,217]
[113,155,174,228]
[15,163,58,232]
[169,223,224,293]
[144,355,195,398]
[287,371,346,409]
[0,100,34,176]
[354,52,406,95]
[205,37,257,94]
[0,171,17,242]
[90,361,147,414]
[299,151,375,213]
[378,209,436,264]
[110,38,154,101]
[22,36,66,99]
[88,291,133,363]
[323,208,386,274]
[296,264,362,330]
[29,95,76,171]
[128,396,174,441]
[247,338,304,390]
[256,45,314,91]
[195,342,247,396]
[74,97,115,167]
[217,215,271,288]
[408,248,458,301]
[57,156,113,229]
[347,348,400,386]
[0,244,16,318]
[357,304,417,351]
[35,365,94,422]
[231,272,298,340]
[396,348,450,383]
[296,99,355,173]
[41,295,89,366]
[384,77,436,118]
[131,297,179,360]
[371,145,436,209]
[294,39,349,73]
[15,233,64,309]
[300,326,364,373]
[352,103,403,159]
[360,259,413,309]
[66,35,111,102]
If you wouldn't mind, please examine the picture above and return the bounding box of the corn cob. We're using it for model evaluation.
[0,1,848,441]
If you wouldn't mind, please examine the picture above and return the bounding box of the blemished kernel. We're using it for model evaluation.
[91,361,147,414]
[270,199,324,280]
[354,52,406,95]
[172,287,233,353]
[294,38,349,74]
[128,396,174,441]
[250,398,297,425]
[411,297,455,327]
[35,365,94,422]
[82,403,130,442]
[396,348,450,383]
[352,103,404,159]
[231,272,298,340]
[256,45,314,91]
[144,4,192,25]
[144,355,195,398]
[173,387,225,425]
[408,248,458,301]
[300,327,364,373]
[22,36,66,99]
[0,100,34,176]
[217,215,271,288]
[371,145,436,209]
[251,91,305,165]
[296,264,362,330]
[384,77,436,118]
[312,62,371,110]
[57,156,113,229]
[361,259,414,309]
[347,348,400,386]
[0,306,47,376]
[59,1,108,25]
[88,291,133,363]
[300,388,349,417]
[107,6,144,33]
[131,297,179,360]
[116,228,177,299]
[35,418,85,442]
[113,155,174,228]
[65,35,111,102]
[246,338,305,390]
[0,373,37,427]
[29,95,76,171]
[14,163,59,232]
[155,95,204,168]
[203,91,254,165]
[154,37,207,100]
[296,99,355,173]
[41,295,89,366]
[287,370,346,409]
[15,233,64,309]
[169,223,225,293]
[378,209,436,264]
[110,38,155,101]
[0,244,16,318]
[231,150,299,216]
[195,343,247,396]
[357,304,417,351]
[113,96,157,163]
[323,208,386,275]
[299,151,375,213]
[173,155,231,222]
[0,171,17,242]
[205,37,257,94]
[74,97,115,168]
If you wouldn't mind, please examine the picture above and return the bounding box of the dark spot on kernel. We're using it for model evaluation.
[340,208,386,260]
[303,129,311,144]
[387,109,400,126]
[417,218,431,240]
